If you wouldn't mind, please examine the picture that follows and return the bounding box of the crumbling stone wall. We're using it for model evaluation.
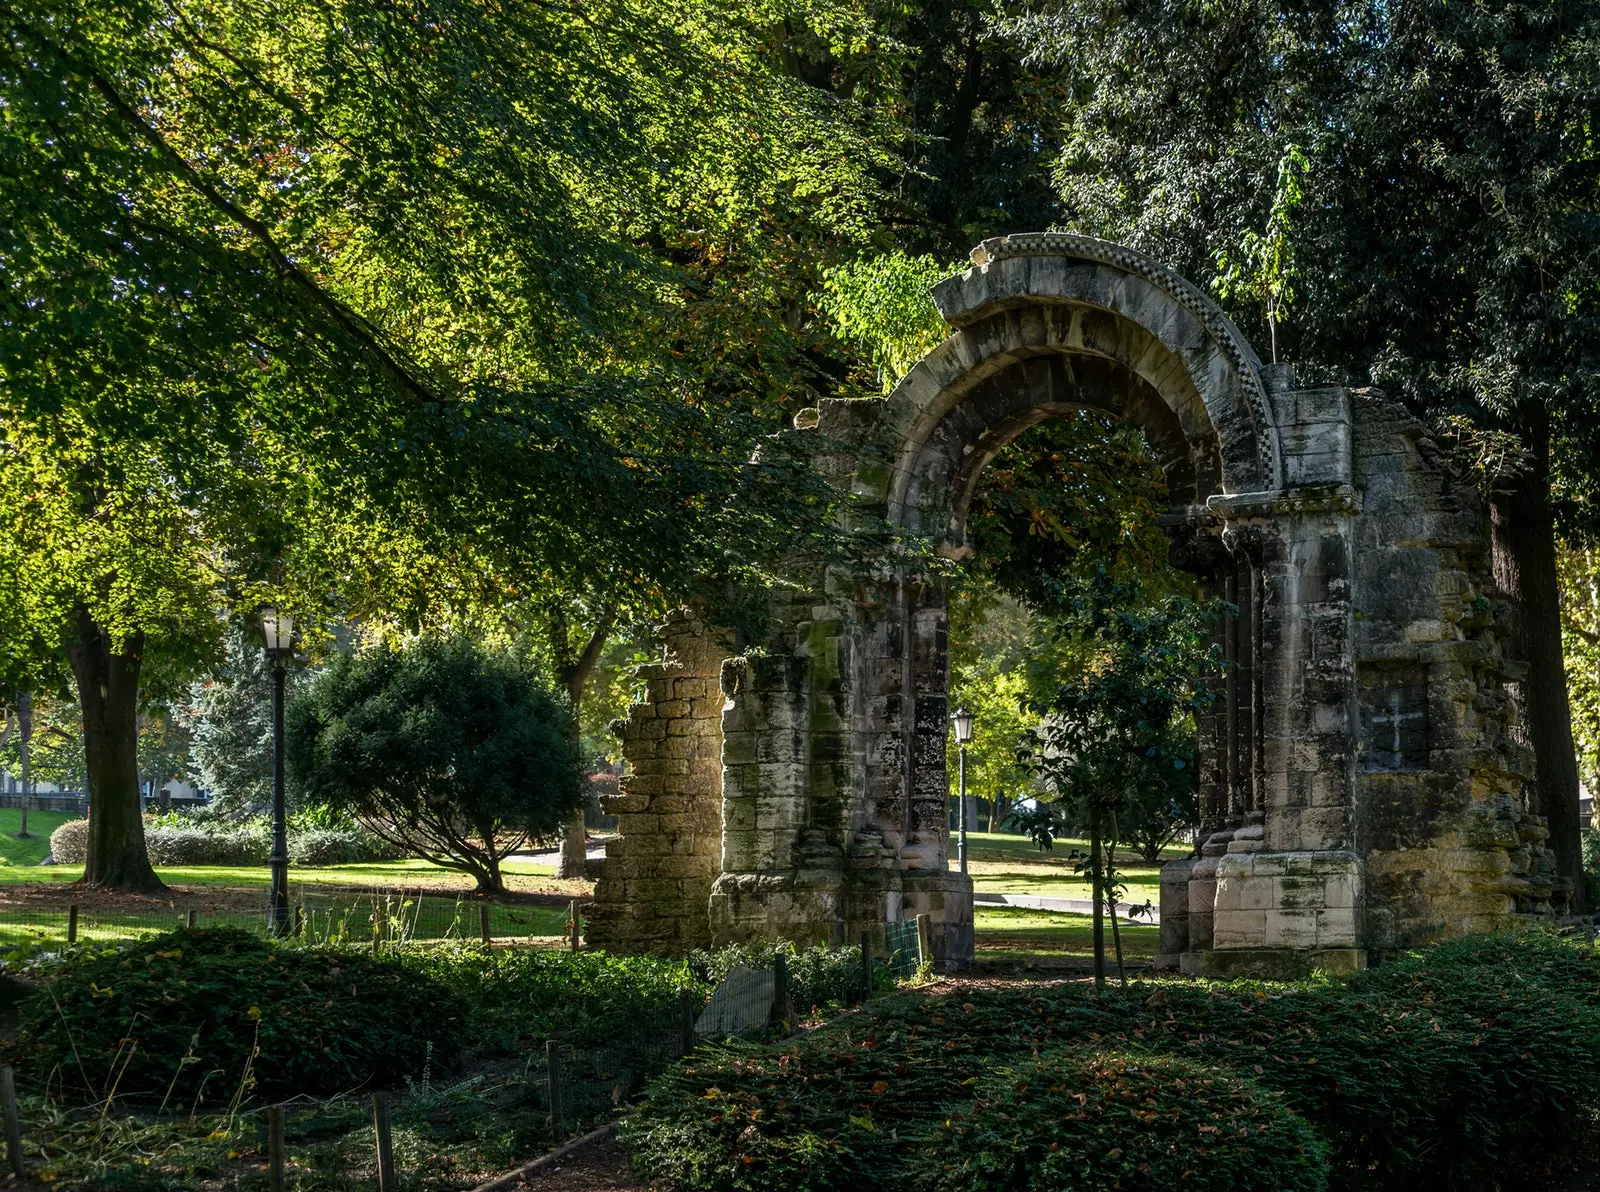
[586,611,727,952]
[1347,394,1559,944]
[589,233,1554,977]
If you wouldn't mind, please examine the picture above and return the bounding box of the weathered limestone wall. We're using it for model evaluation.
[1346,393,1559,944]
[586,612,727,953]
[589,233,1556,977]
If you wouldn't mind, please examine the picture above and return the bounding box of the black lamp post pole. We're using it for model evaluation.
[957,742,968,874]
[269,660,289,937]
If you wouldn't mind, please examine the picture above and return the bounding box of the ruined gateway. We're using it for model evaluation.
[587,233,1563,978]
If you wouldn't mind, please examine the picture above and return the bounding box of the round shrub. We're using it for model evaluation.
[17,927,465,1103]
[48,817,89,864]
[919,1050,1327,1192]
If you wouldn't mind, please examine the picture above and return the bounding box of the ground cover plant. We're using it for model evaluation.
[16,927,466,1103]
[9,928,872,1189]
[626,932,1600,1192]
[928,1050,1328,1192]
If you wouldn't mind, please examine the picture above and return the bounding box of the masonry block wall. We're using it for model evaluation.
[588,233,1557,977]
[1347,393,1557,944]
[586,612,727,953]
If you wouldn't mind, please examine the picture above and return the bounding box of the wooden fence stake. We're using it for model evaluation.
[568,899,580,951]
[479,904,492,946]
[293,905,305,938]
[66,904,78,946]
[0,1065,24,1177]
[266,1104,285,1192]
[546,1041,565,1141]
[771,951,790,1028]
[679,989,696,1055]
[860,931,873,1001]
[186,908,197,929]
[371,1093,396,1192]
[915,913,933,970]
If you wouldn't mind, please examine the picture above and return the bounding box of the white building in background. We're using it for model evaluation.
[0,771,204,811]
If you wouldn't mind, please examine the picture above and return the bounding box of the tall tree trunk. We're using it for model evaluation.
[1492,412,1584,911]
[66,610,165,894]
[16,691,30,839]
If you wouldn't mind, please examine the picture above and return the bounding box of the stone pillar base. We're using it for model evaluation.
[1212,850,1363,950]
[709,866,974,969]
[1188,947,1367,980]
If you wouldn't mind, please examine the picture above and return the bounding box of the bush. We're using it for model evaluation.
[145,821,269,866]
[17,928,465,1103]
[410,946,698,1052]
[921,1050,1326,1192]
[289,826,398,866]
[688,941,868,1014]
[48,817,88,863]
[626,934,1600,1192]
[288,637,585,892]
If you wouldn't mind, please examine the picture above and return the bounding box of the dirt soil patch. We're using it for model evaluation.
[501,1136,651,1192]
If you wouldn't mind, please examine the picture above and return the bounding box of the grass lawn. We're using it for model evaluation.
[0,848,589,948]
[965,829,1185,903]
[973,905,1160,972]
[0,810,77,867]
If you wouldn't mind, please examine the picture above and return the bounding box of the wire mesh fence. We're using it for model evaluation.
[0,891,573,951]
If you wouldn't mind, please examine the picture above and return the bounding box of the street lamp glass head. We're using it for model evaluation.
[261,607,295,654]
[952,706,975,745]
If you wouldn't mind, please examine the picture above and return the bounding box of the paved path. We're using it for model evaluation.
[506,842,609,866]
[974,890,1160,925]
[504,844,1163,927]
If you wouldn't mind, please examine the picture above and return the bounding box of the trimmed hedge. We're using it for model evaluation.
[626,933,1600,1192]
[49,817,396,867]
[17,928,463,1102]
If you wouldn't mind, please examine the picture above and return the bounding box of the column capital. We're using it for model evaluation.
[1206,484,1362,521]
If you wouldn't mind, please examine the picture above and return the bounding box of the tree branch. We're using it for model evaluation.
[16,20,439,410]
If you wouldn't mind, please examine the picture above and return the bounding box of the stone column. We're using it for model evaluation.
[586,612,727,954]
[1198,493,1365,975]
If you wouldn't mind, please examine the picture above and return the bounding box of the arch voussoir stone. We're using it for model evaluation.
[587,234,1555,979]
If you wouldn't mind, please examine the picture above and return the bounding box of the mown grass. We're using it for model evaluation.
[0,810,76,867]
[973,906,1160,971]
[965,829,1183,902]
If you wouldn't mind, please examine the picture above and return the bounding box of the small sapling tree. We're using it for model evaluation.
[1024,591,1222,989]
[287,637,585,894]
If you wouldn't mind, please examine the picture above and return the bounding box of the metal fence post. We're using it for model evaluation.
[860,931,873,1001]
[771,951,790,1028]
[66,904,78,946]
[186,909,197,929]
[1,1065,24,1177]
[679,989,696,1055]
[372,1093,396,1192]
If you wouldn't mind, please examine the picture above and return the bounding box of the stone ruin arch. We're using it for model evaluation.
[588,233,1558,977]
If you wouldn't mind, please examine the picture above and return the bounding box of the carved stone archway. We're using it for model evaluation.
[588,235,1553,976]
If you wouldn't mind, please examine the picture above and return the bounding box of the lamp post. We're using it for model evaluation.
[261,607,294,938]
[951,706,974,874]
